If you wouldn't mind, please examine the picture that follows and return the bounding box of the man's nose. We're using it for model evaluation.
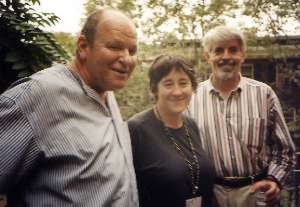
[119,49,131,63]
[221,49,231,59]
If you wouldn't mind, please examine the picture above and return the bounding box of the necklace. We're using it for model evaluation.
[154,107,200,195]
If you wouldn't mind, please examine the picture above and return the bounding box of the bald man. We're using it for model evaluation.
[0,9,139,207]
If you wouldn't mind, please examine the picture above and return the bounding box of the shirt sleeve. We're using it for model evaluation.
[266,89,296,186]
[0,95,41,193]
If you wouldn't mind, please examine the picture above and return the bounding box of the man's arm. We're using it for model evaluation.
[266,89,296,186]
[0,95,41,193]
[252,88,296,204]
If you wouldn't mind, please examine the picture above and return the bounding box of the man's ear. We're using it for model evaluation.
[202,52,210,62]
[77,35,89,61]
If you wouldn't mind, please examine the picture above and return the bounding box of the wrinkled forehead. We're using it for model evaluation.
[210,38,244,51]
[91,16,138,49]
[97,12,137,38]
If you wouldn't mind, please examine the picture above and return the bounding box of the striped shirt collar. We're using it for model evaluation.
[66,66,107,97]
[65,65,111,116]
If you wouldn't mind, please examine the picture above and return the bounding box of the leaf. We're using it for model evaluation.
[5,52,22,63]
[31,0,41,5]
[0,0,70,93]
[12,61,28,70]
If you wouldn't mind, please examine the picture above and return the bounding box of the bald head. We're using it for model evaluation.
[81,9,136,47]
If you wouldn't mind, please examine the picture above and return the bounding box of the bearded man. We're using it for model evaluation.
[188,25,296,207]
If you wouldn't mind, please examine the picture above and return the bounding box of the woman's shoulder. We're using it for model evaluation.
[128,108,154,129]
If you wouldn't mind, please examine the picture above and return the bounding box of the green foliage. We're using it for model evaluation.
[139,0,239,41]
[53,32,77,57]
[0,0,70,93]
[243,0,300,35]
[83,0,136,18]
[115,64,152,120]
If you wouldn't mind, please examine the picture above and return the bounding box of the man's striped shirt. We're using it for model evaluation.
[0,64,138,206]
[188,77,296,184]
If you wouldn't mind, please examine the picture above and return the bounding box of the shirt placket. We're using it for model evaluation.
[217,92,239,176]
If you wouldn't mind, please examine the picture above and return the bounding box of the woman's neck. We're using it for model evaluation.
[154,105,183,129]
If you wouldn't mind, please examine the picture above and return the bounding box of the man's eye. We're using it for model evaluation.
[214,48,223,54]
[129,49,137,56]
[108,45,122,50]
[229,47,238,53]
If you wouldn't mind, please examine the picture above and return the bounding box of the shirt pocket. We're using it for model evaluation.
[239,117,266,150]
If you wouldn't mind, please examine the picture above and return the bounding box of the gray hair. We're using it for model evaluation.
[202,25,246,52]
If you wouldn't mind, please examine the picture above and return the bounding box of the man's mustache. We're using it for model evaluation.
[217,59,237,66]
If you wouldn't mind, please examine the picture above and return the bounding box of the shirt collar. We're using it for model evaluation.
[65,65,111,116]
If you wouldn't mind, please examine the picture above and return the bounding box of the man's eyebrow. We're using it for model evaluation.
[106,39,123,44]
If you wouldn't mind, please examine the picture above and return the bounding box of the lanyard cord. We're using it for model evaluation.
[154,107,200,195]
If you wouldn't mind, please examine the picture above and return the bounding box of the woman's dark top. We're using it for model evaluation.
[128,108,215,207]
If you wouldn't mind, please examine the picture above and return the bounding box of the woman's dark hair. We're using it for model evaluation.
[148,55,198,96]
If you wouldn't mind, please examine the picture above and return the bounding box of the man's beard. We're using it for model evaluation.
[214,59,240,80]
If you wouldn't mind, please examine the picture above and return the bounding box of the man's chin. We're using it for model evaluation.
[219,65,235,72]
[216,71,235,81]
[112,83,127,91]
[103,81,127,92]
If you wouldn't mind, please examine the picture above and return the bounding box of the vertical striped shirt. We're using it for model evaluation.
[188,76,296,185]
[0,64,139,207]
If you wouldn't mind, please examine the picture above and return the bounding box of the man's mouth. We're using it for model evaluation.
[112,68,128,75]
[217,60,237,72]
